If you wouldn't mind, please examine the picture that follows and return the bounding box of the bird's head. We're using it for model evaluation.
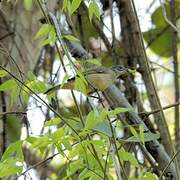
[112,65,128,77]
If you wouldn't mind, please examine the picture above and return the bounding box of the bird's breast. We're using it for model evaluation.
[87,73,114,91]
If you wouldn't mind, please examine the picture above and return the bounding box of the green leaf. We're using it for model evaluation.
[129,126,139,138]
[27,71,36,80]
[51,128,66,144]
[81,140,104,147]
[2,140,23,162]
[24,0,33,10]
[151,6,168,27]
[70,0,82,15]
[0,79,16,91]
[129,177,137,180]
[0,157,23,177]
[39,38,52,47]
[6,115,21,142]
[143,28,174,57]
[88,2,101,21]
[76,69,88,86]
[63,35,80,42]
[78,168,89,180]
[93,120,112,137]
[60,73,71,89]
[48,29,57,45]
[85,58,102,66]
[0,70,8,77]
[75,76,87,94]
[139,172,157,180]
[68,144,80,159]
[44,118,62,127]
[63,0,68,11]
[143,2,180,58]
[85,110,97,129]
[139,124,145,144]
[27,136,52,153]
[75,16,102,46]
[118,148,139,167]
[62,140,72,151]
[97,108,108,122]
[123,132,160,143]
[34,24,53,39]
[143,132,160,142]
[26,80,47,94]
[108,107,128,116]
[66,160,84,178]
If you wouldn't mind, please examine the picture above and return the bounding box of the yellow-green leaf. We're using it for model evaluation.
[129,126,139,138]
[139,124,145,144]
[24,0,33,10]
[0,79,16,91]
[44,118,62,127]
[0,70,8,77]
[34,24,53,39]
[85,58,101,66]
[88,2,101,22]
[63,35,80,42]
[70,0,82,15]
[75,76,87,94]
[108,107,128,116]
[85,110,97,129]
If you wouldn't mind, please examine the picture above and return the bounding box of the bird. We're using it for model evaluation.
[44,65,128,95]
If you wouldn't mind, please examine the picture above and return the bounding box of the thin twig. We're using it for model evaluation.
[138,101,180,116]
[159,148,180,179]
[0,32,14,41]
[19,153,59,177]
[150,60,180,78]
[0,66,79,136]
[0,111,27,116]
[159,0,179,32]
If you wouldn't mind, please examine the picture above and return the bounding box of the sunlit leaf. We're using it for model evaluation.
[51,128,66,144]
[76,69,88,86]
[151,5,168,27]
[97,108,108,122]
[24,0,33,10]
[26,80,47,93]
[121,132,160,143]
[139,172,157,180]
[62,140,72,151]
[63,35,80,42]
[2,140,23,162]
[0,79,16,91]
[34,24,53,39]
[143,28,173,57]
[60,73,71,89]
[70,0,82,15]
[118,148,139,167]
[88,2,101,22]
[85,110,96,129]
[0,157,23,177]
[129,126,139,138]
[0,70,8,77]
[108,107,128,116]
[44,118,62,127]
[69,160,84,177]
[63,0,68,11]
[27,71,36,80]
[85,58,102,66]
[139,124,145,144]
[75,76,87,94]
